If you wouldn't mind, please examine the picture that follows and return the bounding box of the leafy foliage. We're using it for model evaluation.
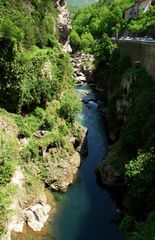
[70,30,81,51]
[125,150,154,180]
[0,47,76,113]
[0,0,82,236]
[60,92,82,124]
[128,6,155,33]
[120,212,155,240]
[0,185,16,235]
[70,0,134,53]
[0,0,57,48]
[0,120,19,185]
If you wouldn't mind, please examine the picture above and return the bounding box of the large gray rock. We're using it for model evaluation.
[24,203,51,232]
[45,151,81,192]
[6,169,53,240]
[45,126,88,192]
[97,163,122,187]
[56,0,72,48]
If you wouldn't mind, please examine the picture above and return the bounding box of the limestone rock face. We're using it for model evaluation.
[55,0,72,52]
[6,169,53,240]
[45,151,80,192]
[24,203,51,232]
[45,126,88,192]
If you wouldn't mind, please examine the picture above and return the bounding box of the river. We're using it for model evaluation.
[11,84,122,240]
[49,84,123,240]
[66,0,98,9]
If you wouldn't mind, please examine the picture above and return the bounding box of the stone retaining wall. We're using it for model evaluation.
[117,40,155,82]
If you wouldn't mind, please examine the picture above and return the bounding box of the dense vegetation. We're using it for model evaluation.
[0,0,81,236]
[70,0,155,239]
[70,0,135,53]
[1,0,155,238]
[104,59,155,239]
[128,6,155,35]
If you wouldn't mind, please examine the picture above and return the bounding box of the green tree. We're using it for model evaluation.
[59,92,82,124]
[70,30,81,51]
[81,32,95,53]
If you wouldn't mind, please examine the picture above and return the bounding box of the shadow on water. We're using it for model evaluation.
[50,84,123,240]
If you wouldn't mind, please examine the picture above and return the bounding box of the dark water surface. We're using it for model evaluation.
[50,85,122,240]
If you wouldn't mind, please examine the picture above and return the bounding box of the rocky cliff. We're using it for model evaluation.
[0,1,88,239]
[96,51,155,187]
[56,0,72,52]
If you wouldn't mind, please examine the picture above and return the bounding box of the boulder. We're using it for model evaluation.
[45,152,81,192]
[97,163,122,187]
[24,203,51,232]
[56,0,72,46]
[76,76,87,83]
[45,126,88,192]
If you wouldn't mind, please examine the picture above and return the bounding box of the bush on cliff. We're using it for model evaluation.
[0,47,76,113]
[120,211,155,240]
[105,63,155,238]
[70,30,81,51]
[0,114,19,235]
[0,185,16,236]
[60,92,82,124]
[124,150,155,216]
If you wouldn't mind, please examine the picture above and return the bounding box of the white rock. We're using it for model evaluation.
[11,170,24,186]
[24,203,51,232]
[76,76,87,82]
[8,216,25,233]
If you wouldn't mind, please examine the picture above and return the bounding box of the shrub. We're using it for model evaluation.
[81,32,95,53]
[70,30,81,52]
[125,212,155,240]
[48,35,59,48]
[59,92,82,124]
[0,18,24,43]
[0,185,16,235]
[0,128,19,185]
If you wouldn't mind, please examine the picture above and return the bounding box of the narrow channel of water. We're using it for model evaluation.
[50,84,122,240]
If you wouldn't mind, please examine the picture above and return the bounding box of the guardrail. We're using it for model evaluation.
[112,38,155,44]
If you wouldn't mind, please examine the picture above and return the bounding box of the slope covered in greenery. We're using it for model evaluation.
[0,0,81,236]
[70,0,155,239]
[70,0,135,52]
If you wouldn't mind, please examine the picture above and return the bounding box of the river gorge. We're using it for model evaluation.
[1,0,155,239]
[12,66,123,240]
[48,84,123,240]
[9,0,123,238]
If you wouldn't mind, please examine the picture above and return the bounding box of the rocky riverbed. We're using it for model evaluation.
[71,52,94,85]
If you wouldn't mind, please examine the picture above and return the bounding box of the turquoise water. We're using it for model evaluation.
[66,0,98,9]
[50,85,122,240]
